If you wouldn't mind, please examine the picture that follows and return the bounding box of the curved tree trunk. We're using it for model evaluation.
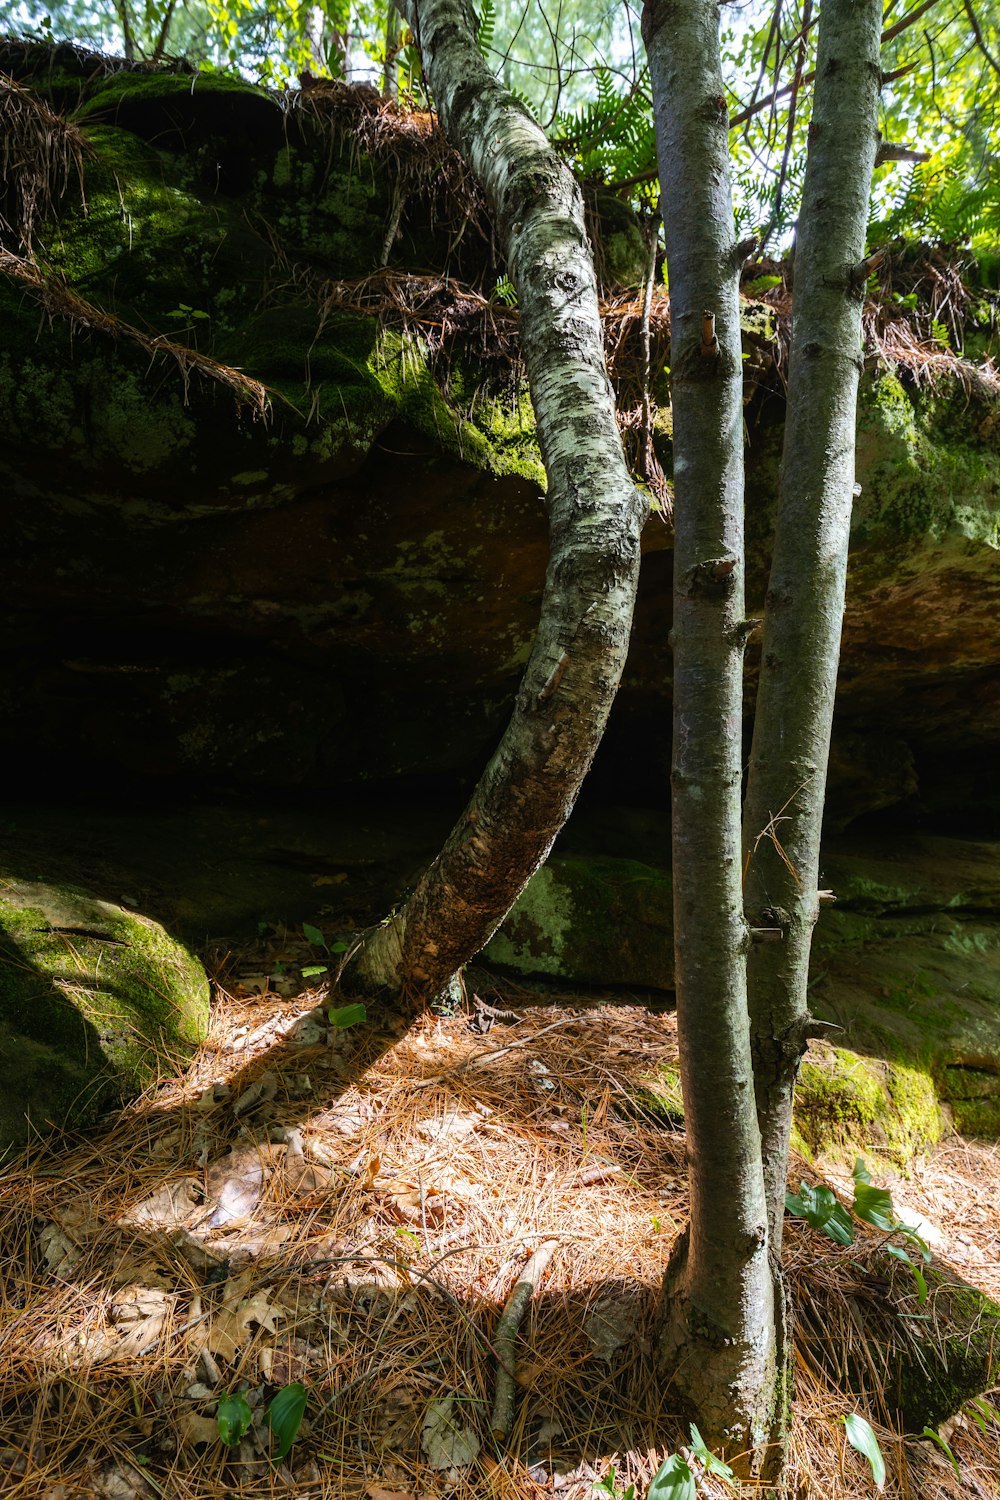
[642,0,781,1470]
[345,0,646,1009]
[742,0,883,1251]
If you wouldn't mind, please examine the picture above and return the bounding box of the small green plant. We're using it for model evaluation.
[216,1392,253,1447]
[785,1179,856,1245]
[688,1423,735,1483]
[921,1425,960,1477]
[167,302,210,320]
[301,922,351,979]
[627,1426,734,1500]
[492,275,518,307]
[966,1394,999,1434]
[327,1002,367,1028]
[216,1384,308,1461]
[594,1463,635,1500]
[647,1453,695,1499]
[843,1412,886,1490]
[786,1159,932,1299]
[267,1381,308,1460]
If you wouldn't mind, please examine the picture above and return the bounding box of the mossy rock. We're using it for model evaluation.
[832,1266,1000,1431]
[0,876,209,1151]
[483,856,673,990]
[792,1044,942,1168]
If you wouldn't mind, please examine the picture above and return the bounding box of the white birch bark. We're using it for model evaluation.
[348,0,646,1005]
[742,0,883,1250]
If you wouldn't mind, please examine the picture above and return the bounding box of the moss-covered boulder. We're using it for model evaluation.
[802,1263,1000,1431]
[486,835,1000,1159]
[484,856,673,990]
[792,1044,942,1165]
[0,876,209,1150]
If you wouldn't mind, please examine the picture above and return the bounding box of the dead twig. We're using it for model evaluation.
[490,1238,560,1439]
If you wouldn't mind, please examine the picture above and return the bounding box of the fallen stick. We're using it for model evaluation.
[490,1238,560,1440]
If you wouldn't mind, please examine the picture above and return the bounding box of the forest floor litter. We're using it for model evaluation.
[1,943,998,1500]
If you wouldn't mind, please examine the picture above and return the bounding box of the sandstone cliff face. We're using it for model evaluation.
[2,40,999,833]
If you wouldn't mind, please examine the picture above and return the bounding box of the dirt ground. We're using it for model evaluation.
[1,946,998,1500]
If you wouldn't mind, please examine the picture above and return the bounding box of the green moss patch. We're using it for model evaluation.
[0,877,209,1151]
[794,1044,941,1168]
[483,856,673,990]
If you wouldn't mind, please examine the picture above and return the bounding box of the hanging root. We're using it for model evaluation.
[490,1238,559,1440]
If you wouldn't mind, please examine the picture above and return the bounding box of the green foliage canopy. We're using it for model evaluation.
[7,0,999,250]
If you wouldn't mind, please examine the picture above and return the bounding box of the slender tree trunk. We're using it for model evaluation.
[115,0,137,61]
[345,0,646,1008]
[383,2,400,99]
[642,0,781,1469]
[742,0,883,1251]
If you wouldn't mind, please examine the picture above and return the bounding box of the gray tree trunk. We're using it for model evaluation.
[742,0,883,1252]
[346,0,646,1008]
[642,0,782,1469]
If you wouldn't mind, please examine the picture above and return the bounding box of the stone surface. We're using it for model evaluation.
[486,835,1000,1154]
[0,874,209,1150]
[483,856,672,991]
[0,48,999,826]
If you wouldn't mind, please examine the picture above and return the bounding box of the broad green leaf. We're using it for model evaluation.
[302,922,327,949]
[327,1002,367,1028]
[329,940,351,954]
[852,1182,898,1232]
[301,964,328,978]
[921,1426,960,1477]
[852,1157,873,1185]
[267,1382,308,1460]
[647,1454,696,1500]
[786,1183,855,1245]
[688,1422,735,1482]
[843,1413,886,1490]
[216,1392,253,1447]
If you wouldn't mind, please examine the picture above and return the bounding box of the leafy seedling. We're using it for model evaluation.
[647,1454,696,1500]
[267,1382,308,1461]
[785,1181,855,1245]
[167,302,210,319]
[302,923,327,950]
[327,1002,367,1028]
[216,1392,253,1447]
[593,1465,635,1500]
[843,1412,886,1490]
[689,1422,735,1483]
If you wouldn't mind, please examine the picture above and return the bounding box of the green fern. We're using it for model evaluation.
[552,69,657,192]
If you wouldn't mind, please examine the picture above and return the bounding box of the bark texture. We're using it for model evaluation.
[643,0,779,1467]
[348,0,646,1006]
[742,0,883,1250]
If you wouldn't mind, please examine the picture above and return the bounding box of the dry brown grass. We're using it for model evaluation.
[0,971,997,1499]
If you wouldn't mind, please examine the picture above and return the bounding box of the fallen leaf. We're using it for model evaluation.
[420,1396,481,1472]
[231,1071,278,1118]
[205,1281,284,1361]
[126,1179,199,1228]
[106,1284,175,1356]
[176,1412,223,1451]
[201,1144,266,1227]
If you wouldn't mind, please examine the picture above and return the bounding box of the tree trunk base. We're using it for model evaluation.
[657,1231,790,1485]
